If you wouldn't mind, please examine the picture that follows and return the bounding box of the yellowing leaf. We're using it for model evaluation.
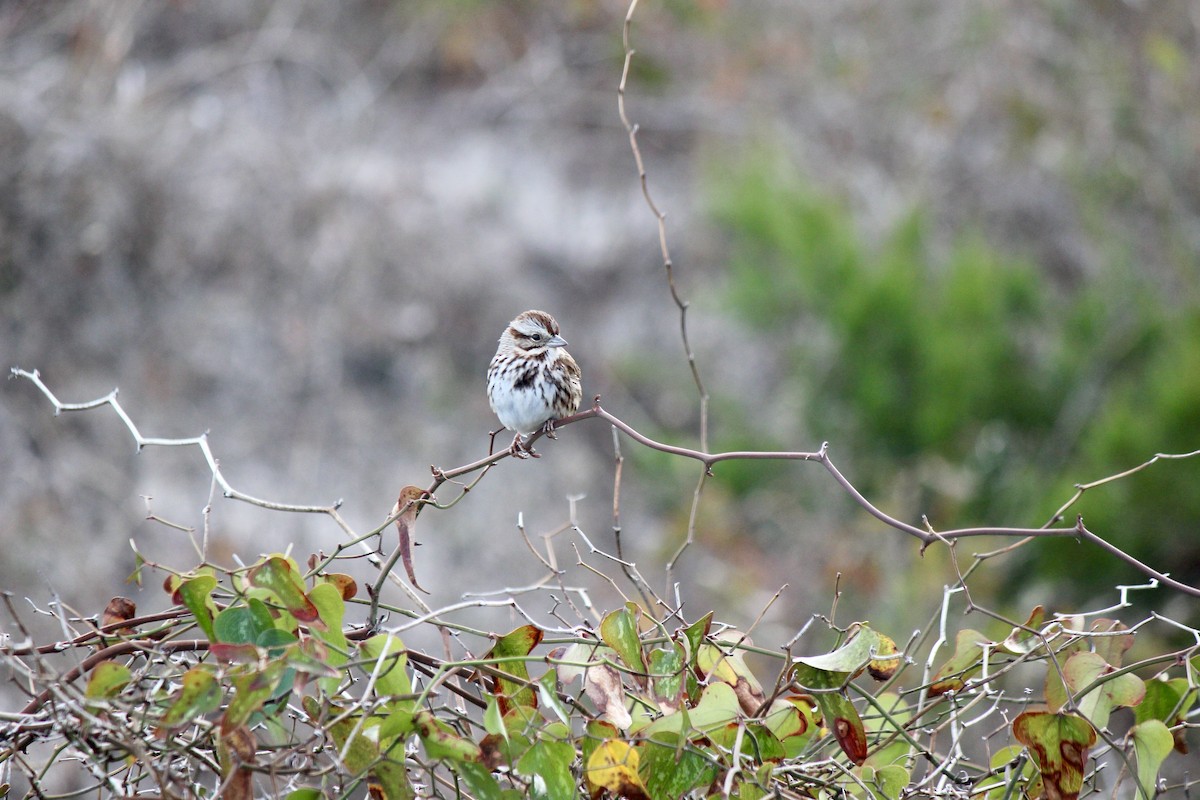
[585,739,649,800]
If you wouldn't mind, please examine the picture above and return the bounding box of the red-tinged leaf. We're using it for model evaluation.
[392,486,429,594]
[866,631,901,681]
[486,625,544,714]
[600,605,647,677]
[792,662,868,765]
[248,556,319,622]
[929,629,989,697]
[100,597,136,631]
[210,643,263,664]
[647,645,686,712]
[159,666,222,730]
[1012,709,1096,800]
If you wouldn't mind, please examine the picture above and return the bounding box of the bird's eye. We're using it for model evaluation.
[530,333,544,342]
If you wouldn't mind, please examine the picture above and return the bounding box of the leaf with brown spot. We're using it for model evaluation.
[392,486,429,594]
[101,597,136,631]
[322,572,358,600]
[791,662,868,765]
[585,739,650,800]
[485,624,544,714]
[866,631,900,681]
[1012,709,1096,800]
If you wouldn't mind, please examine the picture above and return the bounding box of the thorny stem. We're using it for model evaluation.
[15,367,1200,599]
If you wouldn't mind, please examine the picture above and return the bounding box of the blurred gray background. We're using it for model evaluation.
[2,1,1198,653]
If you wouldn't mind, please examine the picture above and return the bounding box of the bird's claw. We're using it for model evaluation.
[508,434,539,459]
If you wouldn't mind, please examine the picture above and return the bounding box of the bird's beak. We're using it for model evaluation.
[546,334,568,348]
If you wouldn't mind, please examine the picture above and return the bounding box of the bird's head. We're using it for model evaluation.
[502,310,568,355]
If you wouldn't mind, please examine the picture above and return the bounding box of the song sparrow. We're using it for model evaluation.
[487,310,583,457]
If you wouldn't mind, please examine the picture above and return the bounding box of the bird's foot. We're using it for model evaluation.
[508,434,539,459]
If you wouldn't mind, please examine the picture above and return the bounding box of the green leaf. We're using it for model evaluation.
[792,625,884,674]
[998,606,1045,655]
[1135,676,1195,726]
[928,629,989,696]
[859,764,908,800]
[648,645,685,709]
[517,739,576,800]
[214,599,276,644]
[1045,651,1145,728]
[159,666,222,729]
[982,745,1034,800]
[222,661,286,733]
[360,634,413,699]
[1130,720,1173,800]
[178,574,218,641]
[679,611,713,661]
[308,582,348,651]
[313,700,380,775]
[415,710,482,763]
[379,707,416,743]
[248,556,319,622]
[641,681,740,738]
[484,694,507,740]
[600,605,647,676]
[374,757,417,800]
[285,790,324,800]
[863,692,912,768]
[85,661,131,700]
[1012,710,1096,800]
[487,625,543,713]
[639,732,719,800]
[454,761,505,800]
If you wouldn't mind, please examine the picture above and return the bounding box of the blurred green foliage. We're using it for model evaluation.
[709,156,1200,599]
